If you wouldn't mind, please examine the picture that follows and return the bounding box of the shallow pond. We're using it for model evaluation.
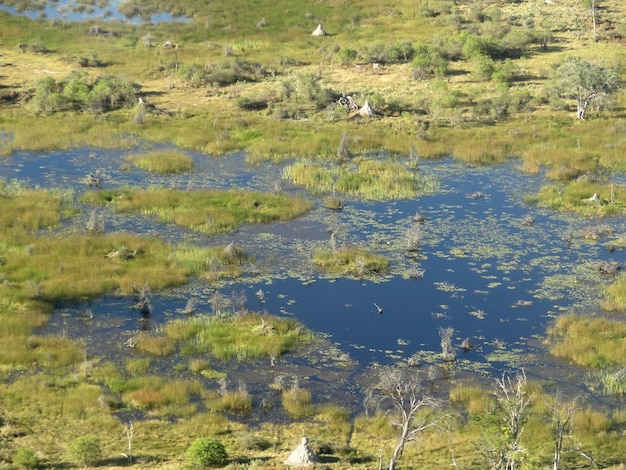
[2,146,625,412]
[0,0,187,22]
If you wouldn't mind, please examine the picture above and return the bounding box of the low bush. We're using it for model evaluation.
[13,447,40,469]
[186,437,228,468]
[70,434,102,468]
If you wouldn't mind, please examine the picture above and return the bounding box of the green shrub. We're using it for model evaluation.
[13,447,40,469]
[338,47,358,66]
[70,434,102,468]
[186,437,228,468]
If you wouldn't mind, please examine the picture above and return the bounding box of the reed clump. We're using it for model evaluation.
[282,385,313,418]
[313,247,389,276]
[126,150,194,174]
[81,188,312,234]
[135,332,176,356]
[217,389,253,414]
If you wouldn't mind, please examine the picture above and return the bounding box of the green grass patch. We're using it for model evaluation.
[313,247,389,276]
[163,312,313,361]
[0,180,77,236]
[546,314,626,368]
[81,188,313,234]
[126,150,195,174]
[135,332,177,356]
[526,180,626,217]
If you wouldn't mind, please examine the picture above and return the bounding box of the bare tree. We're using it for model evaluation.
[86,209,105,233]
[405,224,421,252]
[122,421,135,463]
[551,392,577,470]
[439,326,456,362]
[493,370,532,470]
[337,131,353,163]
[584,0,598,41]
[366,367,446,470]
[209,291,228,315]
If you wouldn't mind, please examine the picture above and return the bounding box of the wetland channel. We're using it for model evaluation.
[2,146,624,419]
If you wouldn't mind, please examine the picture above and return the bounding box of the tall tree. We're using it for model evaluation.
[366,367,447,470]
[556,56,620,120]
[477,370,532,470]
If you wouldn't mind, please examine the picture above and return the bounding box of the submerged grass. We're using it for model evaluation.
[81,188,313,234]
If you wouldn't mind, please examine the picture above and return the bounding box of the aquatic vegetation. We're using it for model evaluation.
[163,312,313,361]
[81,188,313,234]
[313,247,389,276]
[283,158,437,200]
[126,149,194,174]
[546,314,626,368]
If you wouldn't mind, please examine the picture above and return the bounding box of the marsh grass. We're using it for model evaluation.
[1,233,188,304]
[601,276,626,311]
[126,149,194,174]
[81,188,312,234]
[125,357,151,375]
[313,247,389,276]
[217,390,253,414]
[313,404,352,441]
[0,180,76,235]
[546,314,626,367]
[283,158,436,200]
[281,386,313,418]
[172,243,251,278]
[164,312,313,361]
[0,335,83,371]
[592,368,626,396]
[0,113,139,155]
[449,383,494,415]
[528,180,626,217]
[135,331,176,356]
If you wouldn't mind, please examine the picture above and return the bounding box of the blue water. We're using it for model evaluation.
[0,0,188,23]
